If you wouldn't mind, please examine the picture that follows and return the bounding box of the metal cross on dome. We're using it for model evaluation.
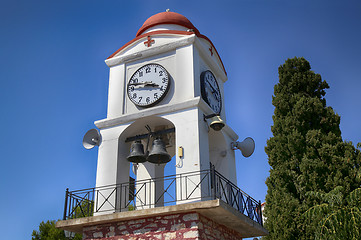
[144,36,155,47]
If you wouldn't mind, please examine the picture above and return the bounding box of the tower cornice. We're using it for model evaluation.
[105,33,195,67]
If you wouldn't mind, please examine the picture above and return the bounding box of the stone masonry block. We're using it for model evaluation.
[183,213,199,222]
[184,230,199,238]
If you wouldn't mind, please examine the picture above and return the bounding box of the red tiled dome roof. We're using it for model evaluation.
[136,11,200,37]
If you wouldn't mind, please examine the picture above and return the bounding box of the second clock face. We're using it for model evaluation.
[200,70,222,114]
[127,63,170,107]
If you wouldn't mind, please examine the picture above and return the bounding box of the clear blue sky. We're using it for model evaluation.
[1,0,360,239]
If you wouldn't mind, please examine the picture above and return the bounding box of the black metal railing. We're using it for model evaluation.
[63,168,263,226]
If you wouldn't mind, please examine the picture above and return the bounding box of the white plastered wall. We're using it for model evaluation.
[94,32,239,213]
[153,107,211,204]
[94,124,130,214]
[107,63,126,119]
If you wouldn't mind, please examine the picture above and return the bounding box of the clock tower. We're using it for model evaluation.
[57,11,268,239]
[93,10,238,209]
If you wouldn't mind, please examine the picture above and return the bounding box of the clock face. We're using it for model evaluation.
[127,63,170,107]
[200,70,222,114]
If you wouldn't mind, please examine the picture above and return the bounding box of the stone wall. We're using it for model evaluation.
[83,212,242,240]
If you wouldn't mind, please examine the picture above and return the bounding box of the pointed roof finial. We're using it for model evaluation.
[166,9,170,12]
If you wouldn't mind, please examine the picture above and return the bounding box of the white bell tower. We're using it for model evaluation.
[93,11,240,211]
[57,11,268,239]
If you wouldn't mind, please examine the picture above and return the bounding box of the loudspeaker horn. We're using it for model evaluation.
[231,137,255,157]
[83,129,101,149]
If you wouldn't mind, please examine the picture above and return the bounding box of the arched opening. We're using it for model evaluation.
[118,116,176,209]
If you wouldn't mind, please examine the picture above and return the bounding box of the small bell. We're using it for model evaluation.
[147,137,171,164]
[127,140,147,163]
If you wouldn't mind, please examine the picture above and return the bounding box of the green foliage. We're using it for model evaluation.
[304,187,361,240]
[31,220,82,240]
[128,204,135,211]
[264,57,361,239]
[70,199,94,219]
[33,200,93,239]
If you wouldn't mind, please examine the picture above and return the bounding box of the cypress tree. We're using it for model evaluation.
[264,57,361,239]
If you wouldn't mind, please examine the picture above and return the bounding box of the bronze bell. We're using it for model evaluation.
[147,137,171,164]
[127,140,147,163]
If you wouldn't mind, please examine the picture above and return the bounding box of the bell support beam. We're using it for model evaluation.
[125,128,175,142]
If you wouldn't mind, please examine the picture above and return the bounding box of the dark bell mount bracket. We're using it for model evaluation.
[203,113,218,121]
[125,127,175,143]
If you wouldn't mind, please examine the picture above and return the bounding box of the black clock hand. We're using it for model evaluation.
[206,80,217,92]
[129,81,159,87]
[144,82,159,87]
[128,82,145,86]
[206,81,220,100]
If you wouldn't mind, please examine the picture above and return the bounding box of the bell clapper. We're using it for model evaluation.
[132,163,139,175]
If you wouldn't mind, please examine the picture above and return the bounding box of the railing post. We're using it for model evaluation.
[258,200,263,226]
[116,184,120,213]
[92,188,95,215]
[210,164,216,199]
[96,189,98,213]
[63,188,69,220]
[180,173,182,201]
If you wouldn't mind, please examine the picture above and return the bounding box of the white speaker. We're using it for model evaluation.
[231,137,255,157]
[82,129,101,149]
